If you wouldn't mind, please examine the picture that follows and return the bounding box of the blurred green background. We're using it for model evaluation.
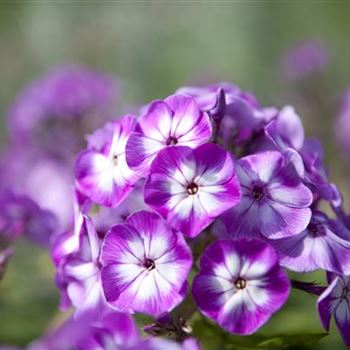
[1,2,350,349]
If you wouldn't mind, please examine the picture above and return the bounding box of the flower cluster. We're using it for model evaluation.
[46,80,350,348]
[2,73,350,349]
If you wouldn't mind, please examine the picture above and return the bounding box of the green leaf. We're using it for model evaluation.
[192,317,327,350]
[253,333,327,349]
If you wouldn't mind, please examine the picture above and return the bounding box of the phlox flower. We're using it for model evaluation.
[126,94,212,175]
[100,210,192,316]
[75,116,143,207]
[220,150,312,239]
[193,239,290,335]
[271,211,350,275]
[144,143,241,238]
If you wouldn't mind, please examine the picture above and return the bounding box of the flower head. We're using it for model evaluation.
[221,150,312,239]
[126,95,212,175]
[144,143,241,238]
[271,211,350,274]
[193,239,290,335]
[100,210,192,316]
[75,116,142,207]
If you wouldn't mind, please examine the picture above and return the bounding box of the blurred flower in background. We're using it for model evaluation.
[6,66,118,160]
[0,65,118,249]
[281,40,330,81]
[336,88,350,157]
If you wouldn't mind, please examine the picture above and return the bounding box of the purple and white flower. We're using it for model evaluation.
[100,210,192,316]
[221,150,312,239]
[126,94,212,175]
[193,239,290,335]
[144,143,241,238]
[318,275,350,346]
[57,216,109,318]
[75,115,143,207]
[271,211,350,275]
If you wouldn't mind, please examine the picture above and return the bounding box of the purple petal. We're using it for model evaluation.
[317,277,341,332]
[260,201,311,239]
[138,100,173,142]
[126,211,178,259]
[272,227,350,274]
[165,95,211,142]
[79,216,100,262]
[75,150,135,207]
[126,132,166,175]
[100,224,144,266]
[222,199,311,240]
[265,106,304,151]
[239,151,283,183]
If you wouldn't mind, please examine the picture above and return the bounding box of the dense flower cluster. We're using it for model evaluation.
[48,80,350,348]
[2,70,350,349]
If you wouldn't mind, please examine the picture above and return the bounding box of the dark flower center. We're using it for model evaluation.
[251,185,264,201]
[308,222,326,237]
[187,182,199,195]
[234,277,247,290]
[144,258,156,271]
[166,136,178,146]
[112,154,118,164]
